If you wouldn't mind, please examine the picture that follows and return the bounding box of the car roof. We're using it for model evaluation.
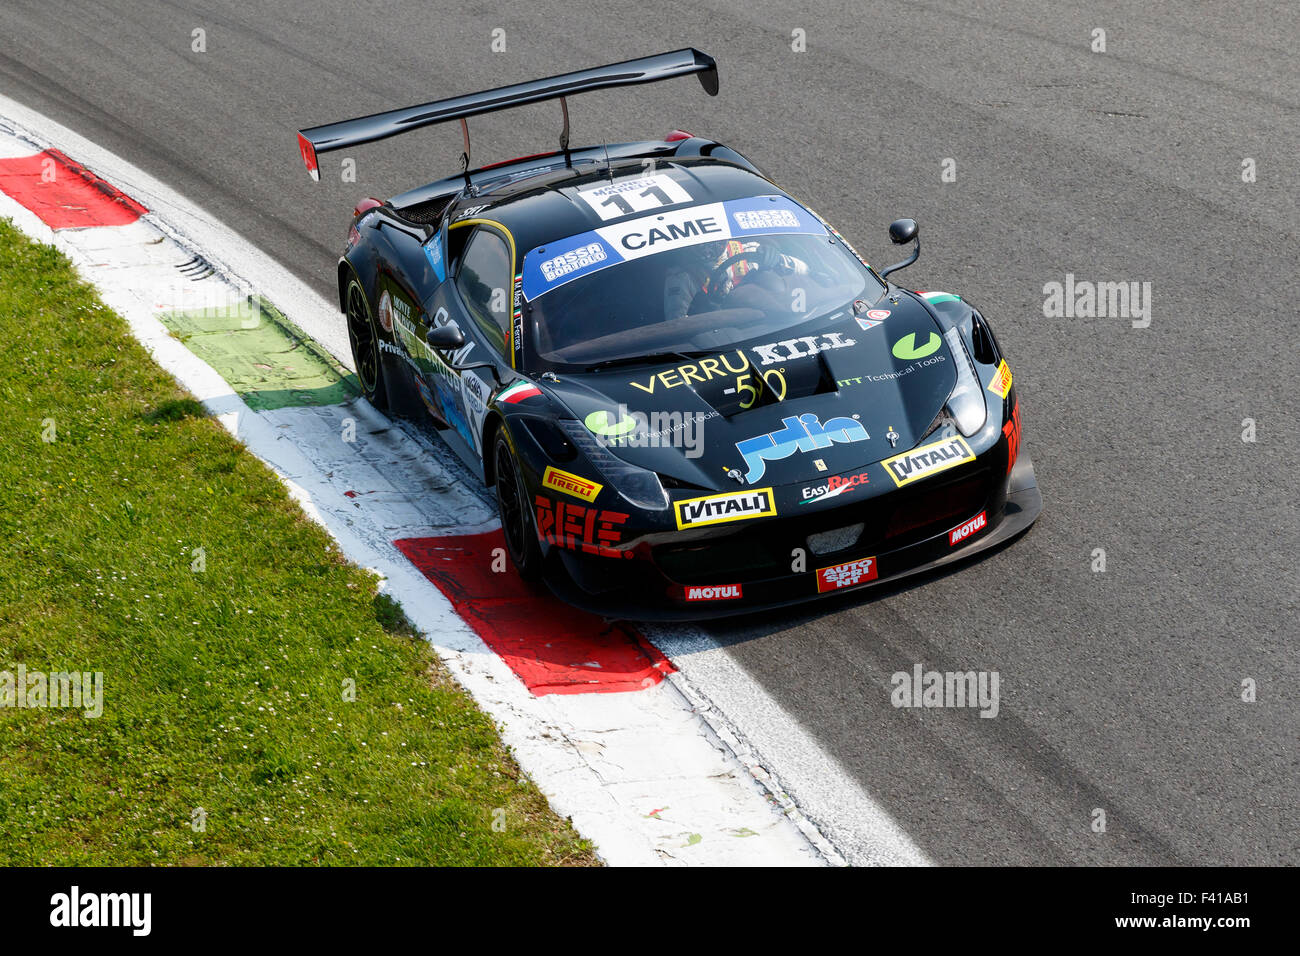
[415,154,793,258]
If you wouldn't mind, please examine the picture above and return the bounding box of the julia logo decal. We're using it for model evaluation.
[735,413,869,483]
[891,331,941,360]
[584,408,637,437]
[880,436,975,487]
[674,488,776,530]
[866,309,891,320]
[377,290,394,333]
[986,359,1013,399]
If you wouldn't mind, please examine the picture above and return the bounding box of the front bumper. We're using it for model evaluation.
[541,451,1042,622]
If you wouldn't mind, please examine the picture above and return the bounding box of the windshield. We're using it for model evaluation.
[521,198,885,370]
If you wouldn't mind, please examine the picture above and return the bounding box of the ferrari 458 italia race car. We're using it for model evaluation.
[295,48,1041,619]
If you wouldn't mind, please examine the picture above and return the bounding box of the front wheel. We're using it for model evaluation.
[494,429,543,580]
[344,276,387,410]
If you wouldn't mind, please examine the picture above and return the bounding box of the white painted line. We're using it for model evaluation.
[650,625,933,866]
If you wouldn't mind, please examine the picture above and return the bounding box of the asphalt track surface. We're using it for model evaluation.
[3,1,1295,865]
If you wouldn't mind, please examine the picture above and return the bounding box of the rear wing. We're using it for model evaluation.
[296,48,718,182]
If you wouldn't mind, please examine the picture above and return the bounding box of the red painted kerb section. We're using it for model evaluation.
[395,531,675,695]
[0,149,148,228]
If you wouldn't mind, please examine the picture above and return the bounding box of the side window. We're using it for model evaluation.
[454,228,511,353]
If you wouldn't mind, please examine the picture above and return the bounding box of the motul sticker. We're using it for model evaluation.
[948,511,987,546]
[682,583,743,601]
[815,556,878,592]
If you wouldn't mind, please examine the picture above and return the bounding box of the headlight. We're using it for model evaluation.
[557,419,669,511]
[943,327,987,436]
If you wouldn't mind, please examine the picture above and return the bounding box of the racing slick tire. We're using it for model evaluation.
[344,275,388,411]
[494,428,544,581]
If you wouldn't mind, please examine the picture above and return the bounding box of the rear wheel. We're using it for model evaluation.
[345,276,386,410]
[494,429,543,580]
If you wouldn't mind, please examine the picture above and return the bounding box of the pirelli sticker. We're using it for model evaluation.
[986,359,1013,399]
[542,466,603,503]
[673,487,776,530]
[881,436,976,488]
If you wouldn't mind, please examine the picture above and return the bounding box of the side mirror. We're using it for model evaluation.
[888,218,918,245]
[880,218,920,279]
[426,322,465,351]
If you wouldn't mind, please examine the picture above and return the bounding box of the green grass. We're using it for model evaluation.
[0,219,596,865]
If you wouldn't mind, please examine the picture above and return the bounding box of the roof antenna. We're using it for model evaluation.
[602,142,614,183]
[459,118,472,187]
[559,96,572,169]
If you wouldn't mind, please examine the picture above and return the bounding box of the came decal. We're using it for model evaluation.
[881,436,975,488]
[815,556,878,592]
[521,195,827,299]
[542,466,603,503]
[674,487,776,530]
[800,470,870,505]
[948,511,988,546]
[736,414,870,484]
[534,497,631,559]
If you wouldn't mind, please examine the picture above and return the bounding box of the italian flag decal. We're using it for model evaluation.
[497,380,542,404]
[916,290,962,305]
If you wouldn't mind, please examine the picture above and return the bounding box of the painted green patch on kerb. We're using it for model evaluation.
[159,297,357,409]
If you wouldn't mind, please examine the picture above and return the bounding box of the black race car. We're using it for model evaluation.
[295,48,1041,619]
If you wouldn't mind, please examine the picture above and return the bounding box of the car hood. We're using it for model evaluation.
[546,296,958,491]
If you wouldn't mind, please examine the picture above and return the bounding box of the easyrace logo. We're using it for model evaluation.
[800,470,869,505]
[674,488,776,530]
[880,436,975,488]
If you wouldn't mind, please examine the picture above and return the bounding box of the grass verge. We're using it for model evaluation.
[0,218,596,865]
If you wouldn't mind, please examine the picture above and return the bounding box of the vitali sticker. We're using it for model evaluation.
[881,436,975,488]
